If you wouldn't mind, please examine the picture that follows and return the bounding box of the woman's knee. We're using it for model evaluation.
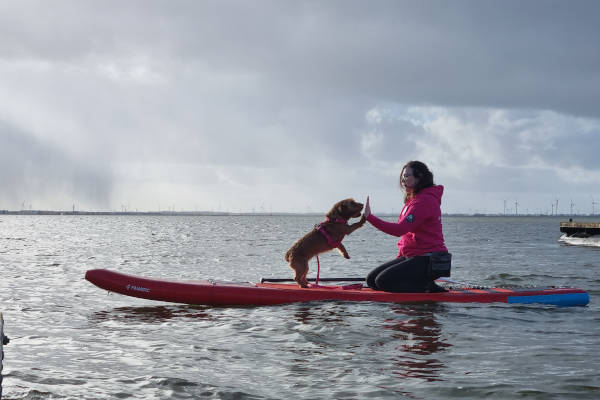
[366,269,379,289]
[367,259,403,289]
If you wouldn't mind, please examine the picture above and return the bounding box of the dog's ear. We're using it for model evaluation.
[327,199,355,219]
[326,200,345,219]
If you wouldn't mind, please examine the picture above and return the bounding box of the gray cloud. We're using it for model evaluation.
[0,121,112,210]
[0,1,598,212]
[3,1,598,115]
[358,106,600,211]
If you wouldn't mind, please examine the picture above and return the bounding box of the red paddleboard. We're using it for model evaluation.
[84,269,589,307]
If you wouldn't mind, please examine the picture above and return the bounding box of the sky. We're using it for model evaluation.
[1,0,599,215]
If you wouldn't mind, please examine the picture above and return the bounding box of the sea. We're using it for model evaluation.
[1,214,599,399]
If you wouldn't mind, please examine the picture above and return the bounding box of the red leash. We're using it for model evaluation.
[315,255,321,285]
[310,254,362,290]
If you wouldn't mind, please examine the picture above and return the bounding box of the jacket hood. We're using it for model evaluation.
[418,185,444,204]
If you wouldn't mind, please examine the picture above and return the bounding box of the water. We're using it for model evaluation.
[1,215,599,399]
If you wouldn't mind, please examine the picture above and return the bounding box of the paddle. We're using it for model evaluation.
[260,277,365,283]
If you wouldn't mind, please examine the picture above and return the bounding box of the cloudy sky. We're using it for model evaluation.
[1,0,599,215]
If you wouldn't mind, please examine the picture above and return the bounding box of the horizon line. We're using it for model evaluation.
[1,209,599,218]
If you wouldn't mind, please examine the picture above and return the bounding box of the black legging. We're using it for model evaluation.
[366,256,431,293]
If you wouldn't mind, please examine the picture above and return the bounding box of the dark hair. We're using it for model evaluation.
[400,160,434,202]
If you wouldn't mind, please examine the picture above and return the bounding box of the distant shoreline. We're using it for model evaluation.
[1,210,598,218]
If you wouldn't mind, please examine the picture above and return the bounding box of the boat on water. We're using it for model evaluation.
[560,220,600,237]
[85,269,590,307]
[559,220,600,247]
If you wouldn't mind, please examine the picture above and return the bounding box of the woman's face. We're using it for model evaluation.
[401,166,418,191]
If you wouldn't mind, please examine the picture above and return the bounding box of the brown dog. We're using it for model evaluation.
[285,198,366,287]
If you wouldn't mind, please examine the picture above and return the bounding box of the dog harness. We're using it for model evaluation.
[308,217,362,290]
[315,217,347,248]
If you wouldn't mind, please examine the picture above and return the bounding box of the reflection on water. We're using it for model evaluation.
[384,304,451,382]
[292,303,353,326]
[289,302,451,383]
[90,305,215,324]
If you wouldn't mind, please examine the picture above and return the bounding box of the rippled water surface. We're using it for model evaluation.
[1,215,599,399]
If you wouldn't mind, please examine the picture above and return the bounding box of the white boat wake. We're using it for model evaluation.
[559,234,600,247]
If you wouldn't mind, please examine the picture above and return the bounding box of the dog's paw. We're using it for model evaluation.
[343,253,350,259]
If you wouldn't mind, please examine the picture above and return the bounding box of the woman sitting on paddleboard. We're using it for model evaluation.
[363,160,451,293]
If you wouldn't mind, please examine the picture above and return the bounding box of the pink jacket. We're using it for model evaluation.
[367,185,448,257]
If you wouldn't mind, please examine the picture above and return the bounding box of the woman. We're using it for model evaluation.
[363,161,450,293]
